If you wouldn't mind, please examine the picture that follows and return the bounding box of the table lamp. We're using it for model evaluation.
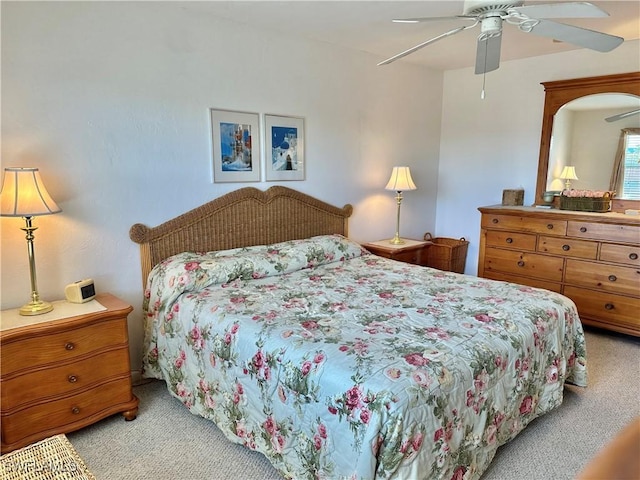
[0,167,61,315]
[560,166,579,190]
[385,166,417,245]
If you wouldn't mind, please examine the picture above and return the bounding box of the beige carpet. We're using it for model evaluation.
[67,328,639,479]
[0,434,96,480]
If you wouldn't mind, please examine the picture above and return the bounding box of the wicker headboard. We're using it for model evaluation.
[129,186,353,287]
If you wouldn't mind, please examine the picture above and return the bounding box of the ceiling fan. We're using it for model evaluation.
[378,1,624,74]
[605,109,640,123]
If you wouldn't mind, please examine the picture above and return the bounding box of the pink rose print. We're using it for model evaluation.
[184,261,199,271]
[360,408,371,424]
[451,466,467,480]
[301,361,313,376]
[404,352,428,367]
[519,395,533,415]
[345,385,363,410]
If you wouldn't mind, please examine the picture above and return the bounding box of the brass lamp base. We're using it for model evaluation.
[389,236,405,245]
[19,300,54,316]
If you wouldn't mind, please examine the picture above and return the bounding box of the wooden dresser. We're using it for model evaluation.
[0,293,139,453]
[478,206,640,336]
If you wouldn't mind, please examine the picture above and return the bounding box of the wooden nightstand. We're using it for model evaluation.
[0,293,139,453]
[363,238,431,266]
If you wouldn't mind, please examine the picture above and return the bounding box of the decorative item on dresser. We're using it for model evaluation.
[478,205,640,336]
[0,293,139,453]
[363,237,430,266]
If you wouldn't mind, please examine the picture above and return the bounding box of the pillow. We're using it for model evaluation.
[144,235,367,313]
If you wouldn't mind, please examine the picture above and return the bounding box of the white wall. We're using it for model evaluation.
[0,2,442,369]
[437,40,640,275]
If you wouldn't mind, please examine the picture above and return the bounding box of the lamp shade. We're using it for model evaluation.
[559,166,579,181]
[0,167,61,217]
[385,166,417,191]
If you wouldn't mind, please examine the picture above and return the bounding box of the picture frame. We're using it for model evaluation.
[210,109,261,183]
[264,114,305,181]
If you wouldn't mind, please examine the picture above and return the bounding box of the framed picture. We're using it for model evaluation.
[210,109,261,183]
[264,114,305,181]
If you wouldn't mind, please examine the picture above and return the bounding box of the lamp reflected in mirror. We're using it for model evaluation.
[560,166,579,190]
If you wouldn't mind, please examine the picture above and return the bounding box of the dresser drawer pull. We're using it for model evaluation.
[608,275,617,282]
[546,224,554,230]
[506,237,513,244]
[604,303,615,310]
[630,253,638,260]
[492,218,499,224]
[562,244,570,251]
[68,375,78,383]
[580,227,587,233]
[71,406,81,415]
[517,260,525,267]
[64,342,75,351]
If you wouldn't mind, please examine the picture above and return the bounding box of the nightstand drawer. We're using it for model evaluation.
[1,348,131,411]
[0,378,132,448]
[1,318,127,376]
[389,249,423,264]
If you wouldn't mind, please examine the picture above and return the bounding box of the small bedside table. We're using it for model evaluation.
[363,238,431,266]
[0,293,139,453]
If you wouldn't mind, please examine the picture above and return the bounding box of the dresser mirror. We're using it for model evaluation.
[535,72,640,211]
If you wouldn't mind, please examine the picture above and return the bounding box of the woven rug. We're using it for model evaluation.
[0,435,96,480]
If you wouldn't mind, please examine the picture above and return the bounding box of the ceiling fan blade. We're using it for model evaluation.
[605,109,640,123]
[527,19,624,52]
[512,2,609,19]
[475,34,502,74]
[377,25,469,66]
[392,15,476,24]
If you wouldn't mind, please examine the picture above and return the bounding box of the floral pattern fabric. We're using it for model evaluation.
[141,234,587,480]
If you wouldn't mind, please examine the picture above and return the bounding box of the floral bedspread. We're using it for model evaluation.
[141,234,587,480]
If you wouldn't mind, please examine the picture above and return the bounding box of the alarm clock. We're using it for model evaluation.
[64,279,96,303]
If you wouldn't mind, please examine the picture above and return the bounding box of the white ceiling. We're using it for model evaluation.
[185,1,640,71]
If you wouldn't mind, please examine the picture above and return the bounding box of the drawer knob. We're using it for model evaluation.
[492,218,499,224]
[630,253,638,260]
[506,237,513,244]
[608,275,617,282]
[580,227,587,233]
[65,342,75,351]
[605,303,615,310]
[546,224,554,230]
[71,406,81,415]
[68,375,78,383]
[517,260,525,267]
[562,244,570,251]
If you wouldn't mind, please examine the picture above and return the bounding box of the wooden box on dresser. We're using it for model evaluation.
[0,293,139,453]
[478,206,640,337]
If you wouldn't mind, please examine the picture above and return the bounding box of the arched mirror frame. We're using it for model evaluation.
[535,71,640,212]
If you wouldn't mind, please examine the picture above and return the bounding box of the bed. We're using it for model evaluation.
[130,186,587,480]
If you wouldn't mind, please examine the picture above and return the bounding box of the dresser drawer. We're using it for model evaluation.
[537,236,598,260]
[482,271,562,293]
[1,348,131,411]
[564,286,640,330]
[567,221,640,243]
[0,378,132,448]
[565,259,640,297]
[482,214,567,236]
[485,230,537,251]
[1,318,128,376]
[483,248,564,282]
[599,243,640,267]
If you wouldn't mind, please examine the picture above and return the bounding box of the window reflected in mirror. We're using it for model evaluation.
[613,129,640,200]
